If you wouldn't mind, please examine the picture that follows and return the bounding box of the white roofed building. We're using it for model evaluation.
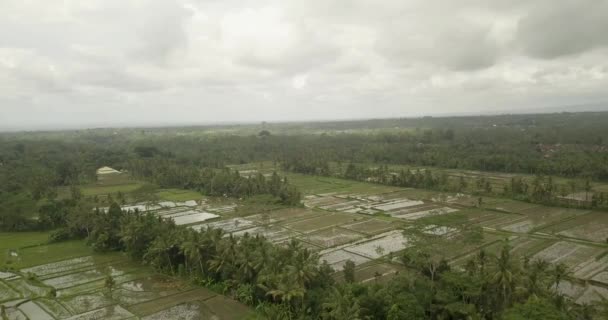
[96,166,122,181]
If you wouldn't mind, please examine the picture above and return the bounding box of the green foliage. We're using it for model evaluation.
[502,297,571,320]
[343,260,356,283]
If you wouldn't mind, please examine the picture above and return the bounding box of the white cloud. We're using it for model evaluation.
[0,0,607,130]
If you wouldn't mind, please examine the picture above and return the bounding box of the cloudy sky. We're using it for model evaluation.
[1,0,608,130]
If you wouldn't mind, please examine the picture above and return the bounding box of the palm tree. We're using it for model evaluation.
[571,302,595,320]
[288,248,319,288]
[209,234,238,280]
[477,249,489,275]
[181,231,203,274]
[551,263,570,292]
[525,259,549,297]
[322,286,361,320]
[265,273,306,307]
[492,242,516,309]
[144,233,176,274]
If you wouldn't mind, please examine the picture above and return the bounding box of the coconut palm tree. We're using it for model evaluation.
[209,234,238,280]
[144,233,176,274]
[322,286,361,320]
[492,243,516,310]
[551,263,570,292]
[265,273,306,308]
[181,231,203,274]
[288,248,319,288]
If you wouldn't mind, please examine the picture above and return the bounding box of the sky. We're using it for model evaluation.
[1,0,608,130]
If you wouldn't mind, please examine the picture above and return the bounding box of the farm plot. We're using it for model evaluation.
[352,263,403,284]
[343,219,397,235]
[508,237,555,258]
[477,214,528,229]
[207,204,238,214]
[65,305,135,320]
[112,274,191,306]
[60,292,115,315]
[547,212,608,242]
[120,203,162,212]
[533,241,606,271]
[1,247,251,319]
[423,232,504,266]
[448,209,514,227]
[373,199,425,212]
[194,217,256,233]
[41,262,138,290]
[0,271,18,281]
[344,230,410,259]
[302,227,364,248]
[57,273,148,298]
[380,189,439,201]
[521,206,588,220]
[9,240,94,269]
[127,288,216,316]
[20,254,123,279]
[18,301,54,320]
[232,225,297,243]
[394,206,459,220]
[141,301,202,320]
[498,207,590,233]
[200,296,254,320]
[557,281,586,300]
[388,203,438,215]
[321,200,364,212]
[319,249,371,271]
[154,207,190,217]
[20,256,93,278]
[488,200,540,213]
[140,296,253,320]
[6,278,51,298]
[304,195,350,208]
[246,208,322,224]
[155,189,203,202]
[0,281,21,301]
[164,210,219,226]
[283,212,362,233]
[576,285,608,305]
[498,220,540,233]
[591,270,608,285]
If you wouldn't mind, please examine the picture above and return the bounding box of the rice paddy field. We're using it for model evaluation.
[139,170,606,302]
[7,166,608,312]
[0,234,253,320]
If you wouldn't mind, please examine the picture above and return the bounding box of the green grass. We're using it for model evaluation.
[80,182,146,196]
[0,232,51,254]
[286,173,399,195]
[0,233,94,269]
[155,188,203,201]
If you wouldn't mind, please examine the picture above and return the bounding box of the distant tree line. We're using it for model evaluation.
[284,162,608,210]
[126,159,300,205]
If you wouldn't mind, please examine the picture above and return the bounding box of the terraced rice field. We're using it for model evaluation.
[533,241,607,278]
[283,212,362,233]
[342,219,397,235]
[0,249,252,320]
[116,173,608,305]
[540,212,608,242]
[301,227,364,248]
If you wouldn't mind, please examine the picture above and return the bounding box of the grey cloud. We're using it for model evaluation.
[1,0,608,130]
[70,67,163,92]
[517,0,608,59]
[129,1,192,64]
[377,21,500,71]
[435,28,499,71]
